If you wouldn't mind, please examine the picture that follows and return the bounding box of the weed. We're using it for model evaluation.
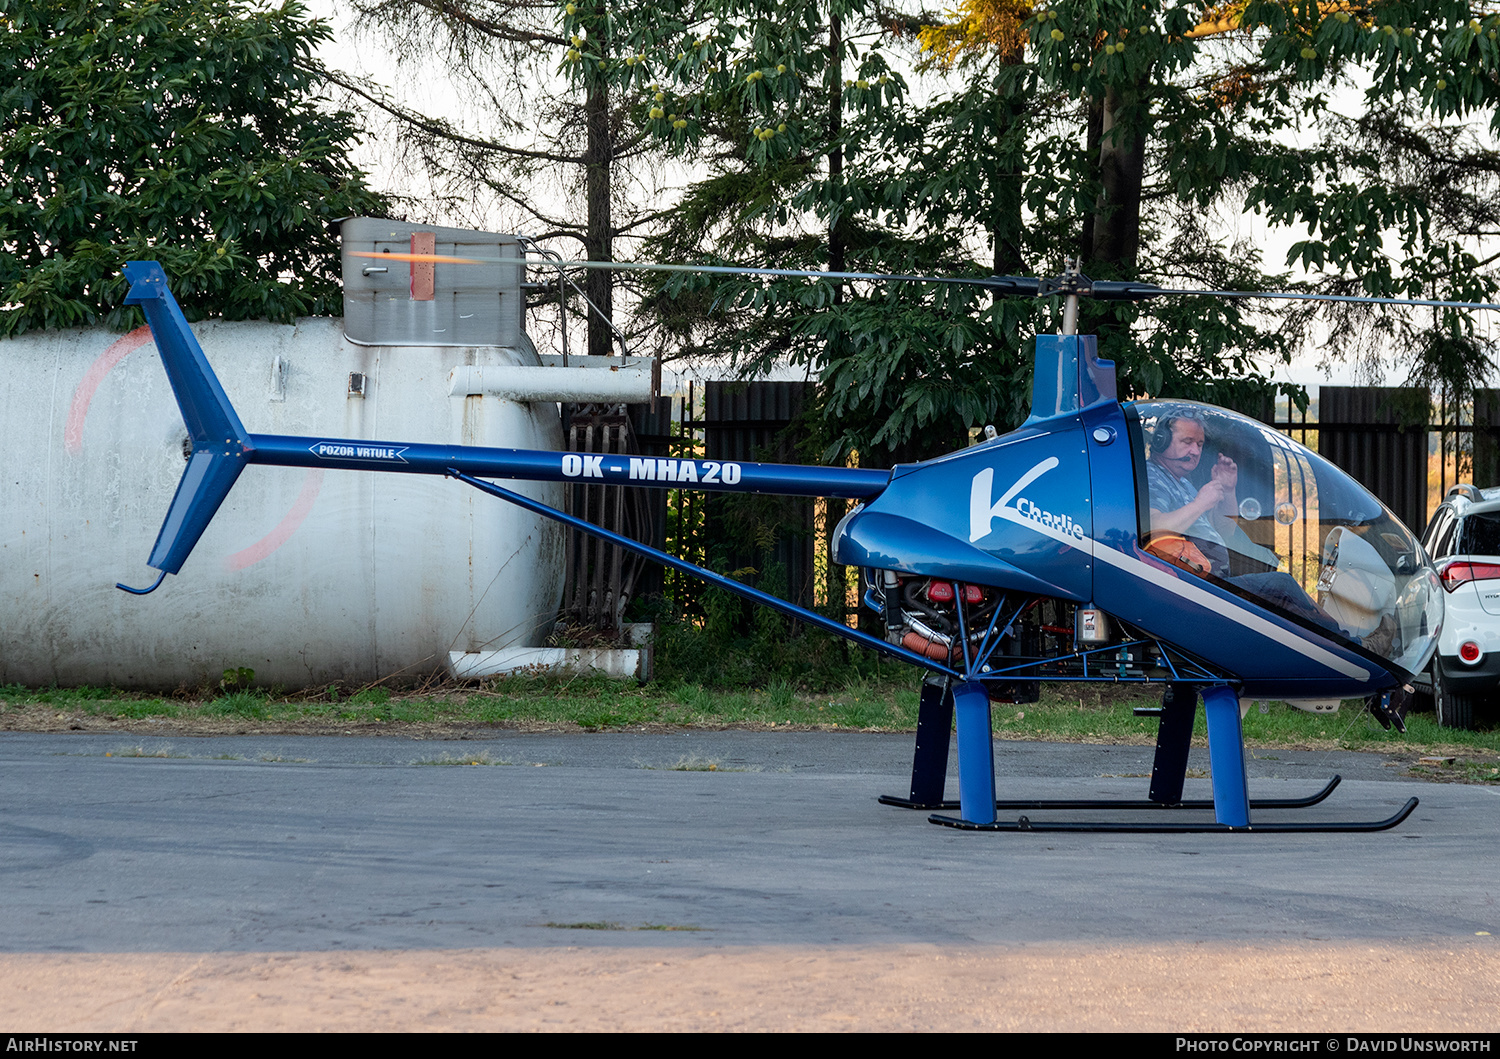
[651,592,901,692]
[413,751,511,766]
[105,745,185,759]
[1,685,174,718]
[640,755,753,772]
[220,667,255,692]
[10,676,1500,785]
[43,686,118,703]
[104,699,179,719]
[1405,758,1500,783]
[543,921,704,932]
[672,683,717,715]
[670,755,722,771]
[635,924,705,931]
[206,691,268,718]
[545,921,623,930]
[573,701,650,729]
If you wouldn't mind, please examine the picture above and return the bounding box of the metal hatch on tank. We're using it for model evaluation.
[112,256,1473,836]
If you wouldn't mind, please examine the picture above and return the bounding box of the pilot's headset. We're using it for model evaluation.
[1148,405,1207,458]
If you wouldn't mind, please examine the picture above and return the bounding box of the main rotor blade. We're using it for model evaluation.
[347,251,1041,293]
[1154,287,1500,312]
[348,251,1500,310]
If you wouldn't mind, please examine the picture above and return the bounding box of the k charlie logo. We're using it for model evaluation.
[969,457,1087,544]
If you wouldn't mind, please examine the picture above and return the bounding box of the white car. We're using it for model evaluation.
[1414,484,1500,728]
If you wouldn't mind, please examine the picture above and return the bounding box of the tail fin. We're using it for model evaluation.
[120,261,252,584]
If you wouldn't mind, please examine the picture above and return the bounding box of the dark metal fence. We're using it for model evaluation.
[1311,387,1430,535]
[559,407,658,627]
[702,381,817,608]
[1266,385,1500,537]
[561,382,823,630]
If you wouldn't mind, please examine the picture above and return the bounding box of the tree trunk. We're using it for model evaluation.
[1090,86,1147,274]
[1080,94,1103,264]
[828,12,845,291]
[991,144,1025,275]
[584,74,614,357]
[991,48,1027,278]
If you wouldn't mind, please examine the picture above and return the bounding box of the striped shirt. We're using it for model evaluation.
[1146,460,1229,576]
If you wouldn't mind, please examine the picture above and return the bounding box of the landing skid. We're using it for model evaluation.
[887,678,1417,832]
[878,774,1343,812]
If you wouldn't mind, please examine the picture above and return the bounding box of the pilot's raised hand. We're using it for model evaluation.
[1210,452,1238,492]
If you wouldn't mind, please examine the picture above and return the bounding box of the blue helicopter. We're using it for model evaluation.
[115,256,1466,833]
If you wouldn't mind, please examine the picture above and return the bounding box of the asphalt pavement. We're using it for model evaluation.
[1,729,1495,953]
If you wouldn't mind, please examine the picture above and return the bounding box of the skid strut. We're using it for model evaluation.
[884,680,1417,832]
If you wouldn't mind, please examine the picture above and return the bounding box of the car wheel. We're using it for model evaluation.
[1433,663,1475,730]
[1410,667,1435,714]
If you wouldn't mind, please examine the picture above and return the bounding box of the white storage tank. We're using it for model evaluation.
[0,220,641,689]
[0,318,567,688]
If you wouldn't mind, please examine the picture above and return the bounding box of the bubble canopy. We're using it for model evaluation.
[1127,400,1441,677]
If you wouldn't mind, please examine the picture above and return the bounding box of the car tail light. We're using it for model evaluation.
[1438,561,1500,591]
[1459,640,1483,664]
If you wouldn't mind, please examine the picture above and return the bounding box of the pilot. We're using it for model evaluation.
[1145,406,1376,639]
[1145,408,1237,577]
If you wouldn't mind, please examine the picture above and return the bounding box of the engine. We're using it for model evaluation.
[861,570,1181,695]
[862,570,1055,702]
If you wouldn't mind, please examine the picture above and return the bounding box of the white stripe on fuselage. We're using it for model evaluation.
[1090,545,1371,682]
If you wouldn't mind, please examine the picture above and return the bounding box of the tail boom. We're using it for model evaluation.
[118,261,887,587]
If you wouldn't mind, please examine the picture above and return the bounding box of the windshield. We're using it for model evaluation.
[1129,400,1440,675]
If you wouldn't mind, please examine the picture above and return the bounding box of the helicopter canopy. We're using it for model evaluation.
[1128,400,1440,676]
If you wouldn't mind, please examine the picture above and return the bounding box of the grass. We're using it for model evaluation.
[1407,758,1500,784]
[0,676,926,732]
[4,677,1500,780]
[206,690,269,719]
